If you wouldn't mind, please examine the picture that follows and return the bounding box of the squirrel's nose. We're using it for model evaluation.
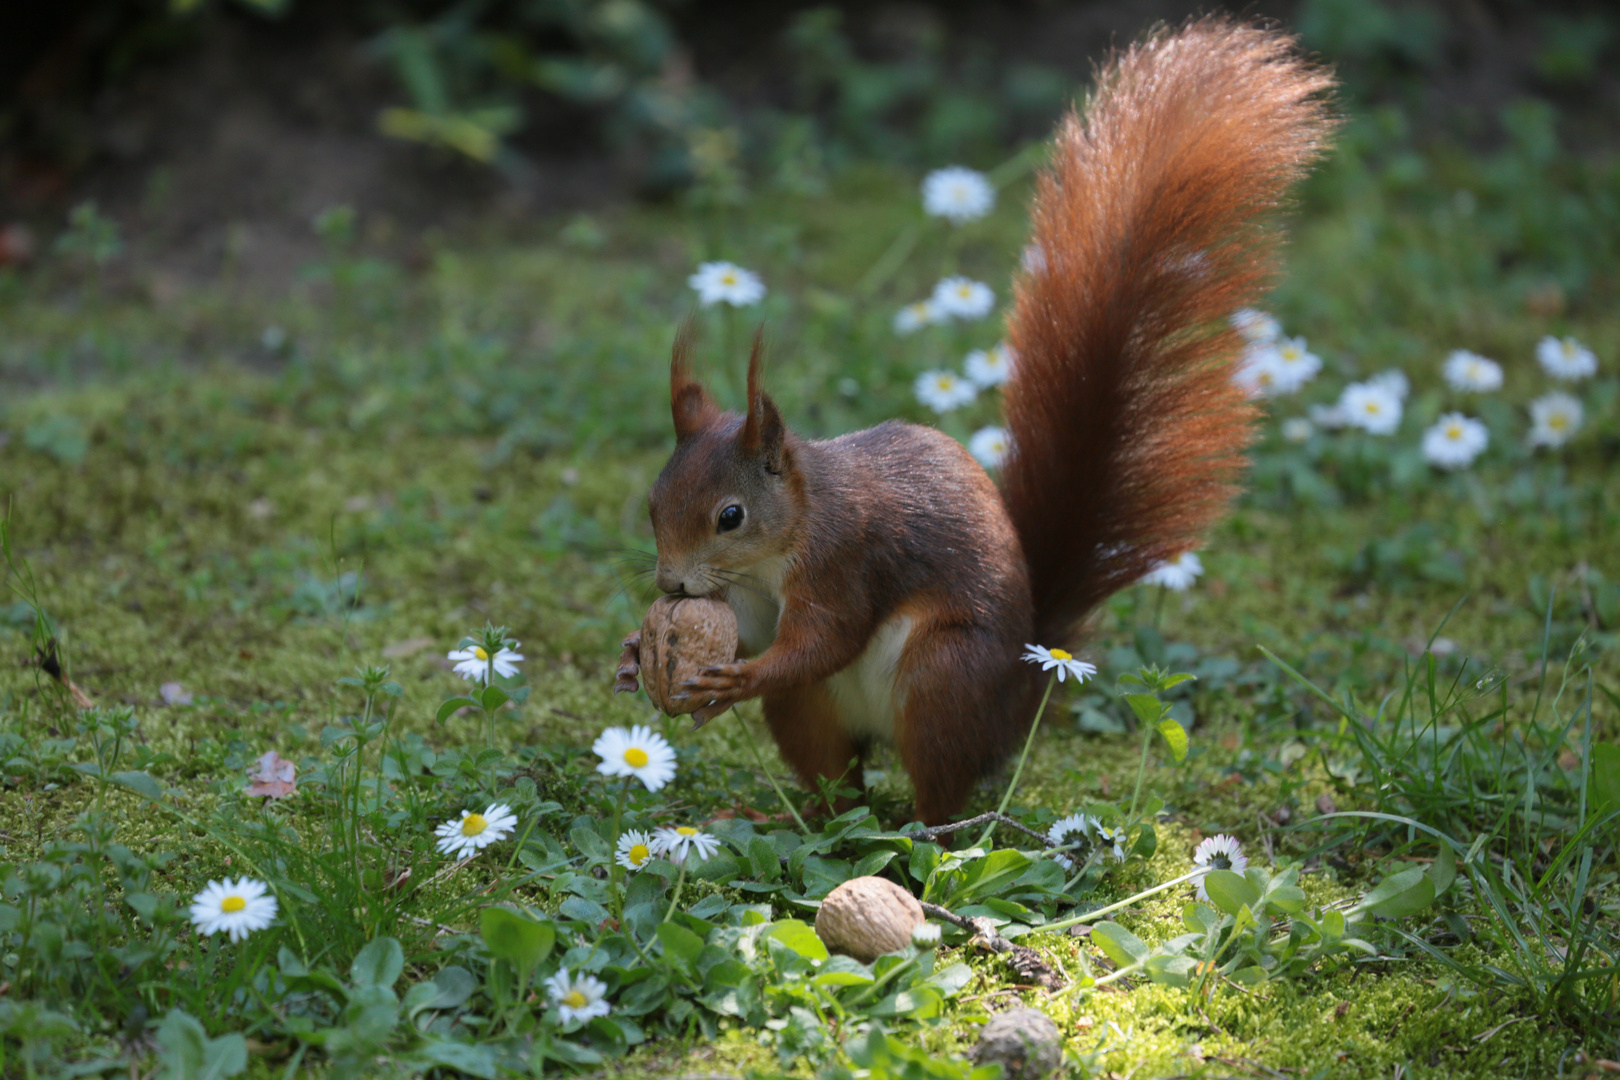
[654,567,684,595]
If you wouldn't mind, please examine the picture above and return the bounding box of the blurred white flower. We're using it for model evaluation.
[1231,308,1281,343]
[546,969,611,1024]
[1528,391,1583,448]
[964,343,1013,387]
[688,262,765,308]
[1422,413,1489,470]
[1141,551,1203,591]
[969,426,1009,468]
[915,369,978,414]
[616,829,656,872]
[1537,336,1597,381]
[1370,369,1410,400]
[911,921,942,947]
[448,644,523,682]
[1021,644,1095,684]
[1096,823,1129,863]
[1281,417,1314,443]
[1308,402,1350,430]
[921,166,995,224]
[593,725,677,792]
[1442,350,1503,393]
[931,277,995,320]
[653,825,721,867]
[1340,381,1403,435]
[189,878,277,942]
[1269,337,1322,393]
[1192,834,1248,902]
[893,300,938,335]
[435,803,518,858]
[1233,344,1282,398]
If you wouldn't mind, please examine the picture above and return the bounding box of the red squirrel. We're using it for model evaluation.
[614,19,1335,824]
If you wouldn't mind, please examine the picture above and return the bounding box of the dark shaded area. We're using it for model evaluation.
[2,0,1617,289]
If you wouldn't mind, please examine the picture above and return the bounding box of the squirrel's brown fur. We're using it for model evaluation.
[616,18,1335,824]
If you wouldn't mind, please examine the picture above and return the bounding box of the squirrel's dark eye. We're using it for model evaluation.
[717,505,744,533]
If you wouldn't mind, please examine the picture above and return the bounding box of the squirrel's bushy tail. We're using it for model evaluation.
[1000,17,1335,646]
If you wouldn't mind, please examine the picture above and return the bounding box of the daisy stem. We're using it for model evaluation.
[1041,868,1207,935]
[975,675,1056,849]
[1128,711,1156,823]
[662,862,688,924]
[1152,586,1167,631]
[608,776,630,921]
[741,717,809,834]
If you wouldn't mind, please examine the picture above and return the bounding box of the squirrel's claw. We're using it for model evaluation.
[613,630,642,694]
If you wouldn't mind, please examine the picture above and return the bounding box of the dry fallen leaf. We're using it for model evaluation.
[246,751,297,798]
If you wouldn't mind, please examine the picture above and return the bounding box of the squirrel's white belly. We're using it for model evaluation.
[726,557,907,742]
[826,614,910,742]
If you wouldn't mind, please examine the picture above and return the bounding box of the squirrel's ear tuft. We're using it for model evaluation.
[670,322,719,443]
[740,328,787,473]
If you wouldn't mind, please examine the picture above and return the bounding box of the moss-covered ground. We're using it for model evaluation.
[1,147,1617,1077]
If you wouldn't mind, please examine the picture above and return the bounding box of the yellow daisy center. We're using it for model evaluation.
[1550,413,1569,430]
[1048,648,1073,660]
[563,990,588,1009]
[1364,402,1380,414]
[936,377,953,389]
[1446,424,1462,439]
[721,272,737,285]
[623,747,649,768]
[461,813,488,837]
[956,286,972,298]
[677,826,698,837]
[1281,348,1300,361]
[475,646,489,660]
[1562,341,1576,358]
[221,895,246,914]
[1258,370,1274,384]
[629,843,650,865]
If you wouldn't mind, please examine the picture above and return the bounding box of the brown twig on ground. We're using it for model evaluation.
[920,901,1062,991]
[36,639,94,709]
[896,812,1052,847]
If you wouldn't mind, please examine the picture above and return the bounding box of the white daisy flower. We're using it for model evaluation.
[893,300,938,335]
[1442,350,1503,393]
[1020,644,1096,684]
[1281,417,1314,444]
[189,877,278,943]
[1046,813,1099,871]
[921,166,995,224]
[1537,336,1597,381]
[915,369,978,414]
[593,725,678,792]
[1528,391,1583,448]
[435,803,519,858]
[653,825,721,867]
[545,969,611,1025]
[931,276,995,321]
[968,426,1009,468]
[1231,308,1281,343]
[910,921,942,947]
[1233,344,1283,398]
[1192,834,1248,902]
[1095,823,1129,863]
[964,344,1013,388]
[1141,551,1204,591]
[1308,402,1350,430]
[1371,369,1410,401]
[1422,413,1489,470]
[616,829,657,872]
[448,644,523,683]
[688,262,765,308]
[1339,381,1403,435]
[1269,336,1322,393]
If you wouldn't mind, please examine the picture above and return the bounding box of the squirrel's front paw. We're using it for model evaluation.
[612,630,641,694]
[675,661,752,727]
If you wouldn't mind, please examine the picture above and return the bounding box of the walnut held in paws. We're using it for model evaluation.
[637,595,739,719]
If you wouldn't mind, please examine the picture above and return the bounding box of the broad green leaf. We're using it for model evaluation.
[1090,921,1149,967]
[1356,866,1436,918]
[1143,953,1196,986]
[1123,693,1164,725]
[1591,743,1620,815]
[434,697,477,724]
[1182,902,1220,935]
[112,770,164,801]
[479,909,554,975]
[1320,910,1347,940]
[656,922,705,966]
[766,919,829,962]
[1427,843,1457,898]
[478,684,510,712]
[153,1009,247,1080]
[1155,718,1188,762]
[1202,869,1259,916]
[350,936,405,990]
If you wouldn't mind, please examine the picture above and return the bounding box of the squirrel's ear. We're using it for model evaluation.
[740,329,787,473]
[670,323,719,443]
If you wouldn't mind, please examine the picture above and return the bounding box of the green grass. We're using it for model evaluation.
[1,125,1617,1077]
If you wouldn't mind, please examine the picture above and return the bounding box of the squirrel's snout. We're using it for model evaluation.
[655,566,691,595]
